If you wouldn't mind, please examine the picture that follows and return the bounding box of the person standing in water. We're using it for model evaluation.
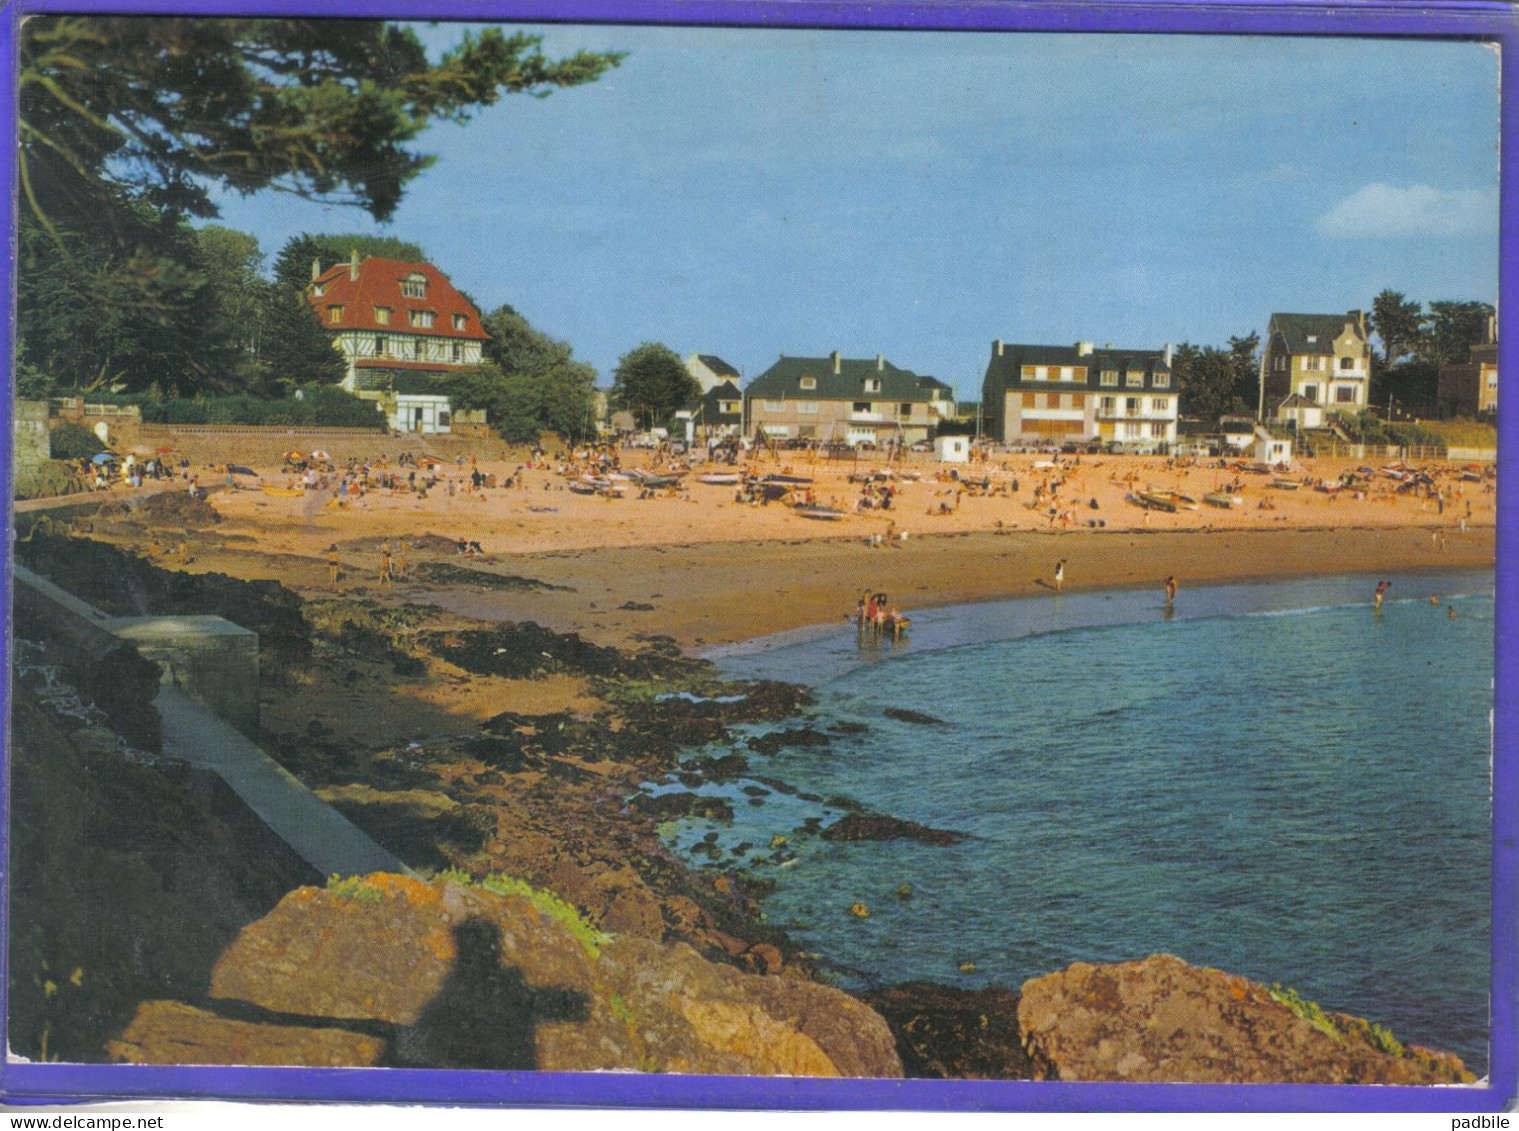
[1164,575,1178,606]
[1374,579,1391,612]
[1054,559,1066,593]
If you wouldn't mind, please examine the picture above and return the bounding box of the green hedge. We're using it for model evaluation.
[124,388,385,429]
[49,422,103,460]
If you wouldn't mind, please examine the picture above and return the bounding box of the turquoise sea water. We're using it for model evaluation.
[656,571,1496,1071]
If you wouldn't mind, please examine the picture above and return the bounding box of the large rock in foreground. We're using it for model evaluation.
[107,874,901,1078]
[1017,954,1474,1085]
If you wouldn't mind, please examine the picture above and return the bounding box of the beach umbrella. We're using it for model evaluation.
[155,446,176,455]
[309,450,330,461]
[284,450,305,461]
[226,464,260,477]
[91,452,116,464]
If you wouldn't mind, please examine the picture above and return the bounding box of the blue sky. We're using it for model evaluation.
[210,26,1500,400]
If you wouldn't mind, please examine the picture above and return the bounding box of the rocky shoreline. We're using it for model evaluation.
[8,511,1482,1083]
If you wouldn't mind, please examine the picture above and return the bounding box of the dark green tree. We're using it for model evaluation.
[1172,333,1257,422]
[1421,300,1494,366]
[20,18,623,233]
[260,286,347,391]
[611,342,700,429]
[18,17,621,396]
[1369,290,1424,368]
[273,233,429,290]
[193,225,269,390]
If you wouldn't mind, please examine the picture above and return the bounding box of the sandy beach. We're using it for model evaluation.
[165,448,1495,649]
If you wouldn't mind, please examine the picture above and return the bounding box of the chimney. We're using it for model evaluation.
[1164,342,1174,367]
[311,258,321,282]
[994,339,1004,357]
[1349,309,1365,337]
[876,354,884,371]
[1076,341,1094,357]
[831,350,841,375]
[349,248,360,281]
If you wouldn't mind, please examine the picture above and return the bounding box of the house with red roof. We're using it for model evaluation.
[307,251,489,433]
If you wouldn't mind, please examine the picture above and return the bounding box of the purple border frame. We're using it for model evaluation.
[0,0,1513,1113]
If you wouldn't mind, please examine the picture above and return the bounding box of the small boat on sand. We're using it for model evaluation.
[760,474,814,486]
[793,505,847,521]
[1135,491,1177,512]
[1204,492,1242,508]
[1269,478,1301,490]
[695,472,741,486]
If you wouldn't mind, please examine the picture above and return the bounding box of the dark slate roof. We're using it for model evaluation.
[746,355,938,403]
[1268,313,1364,355]
[693,380,743,422]
[696,354,740,378]
[981,342,1171,403]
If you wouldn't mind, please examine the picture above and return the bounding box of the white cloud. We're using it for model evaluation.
[1315,183,1497,238]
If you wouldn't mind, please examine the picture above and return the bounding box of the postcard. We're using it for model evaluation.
[4,0,1513,1116]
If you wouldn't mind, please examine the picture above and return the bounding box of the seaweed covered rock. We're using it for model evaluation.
[108,874,903,1077]
[1016,954,1474,1085]
[863,982,1031,1079]
[821,812,964,846]
[426,622,704,681]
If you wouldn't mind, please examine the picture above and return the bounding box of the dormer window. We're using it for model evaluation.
[328,305,344,324]
[401,273,427,300]
[410,310,435,329]
[864,378,881,393]
[374,306,391,325]
[312,282,326,297]
[452,314,468,331]
[1126,371,1144,388]
[1306,335,1318,345]
[799,376,817,390]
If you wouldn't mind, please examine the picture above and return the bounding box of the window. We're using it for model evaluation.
[1152,397,1170,413]
[312,282,326,297]
[452,342,463,362]
[374,306,391,325]
[864,378,881,393]
[1302,384,1318,402]
[1335,386,1357,403]
[1274,355,1287,372]
[1126,397,1140,416]
[1303,356,1325,372]
[1059,367,1073,381]
[899,403,914,416]
[453,314,468,331]
[1022,392,1037,408]
[799,376,816,390]
[1153,373,1170,389]
[853,401,871,413]
[1100,396,1116,414]
[1126,371,1144,388]
[401,273,427,299]
[375,335,387,356]
[1151,422,1167,438]
[1100,370,1118,387]
[1305,335,1318,345]
[720,401,739,414]
[328,305,344,324]
[410,310,435,328]
[1339,356,1356,370]
[797,401,819,414]
[764,400,787,412]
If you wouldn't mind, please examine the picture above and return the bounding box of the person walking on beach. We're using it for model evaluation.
[379,540,394,588]
[1374,579,1391,612]
[327,545,341,589]
[1164,575,1178,607]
